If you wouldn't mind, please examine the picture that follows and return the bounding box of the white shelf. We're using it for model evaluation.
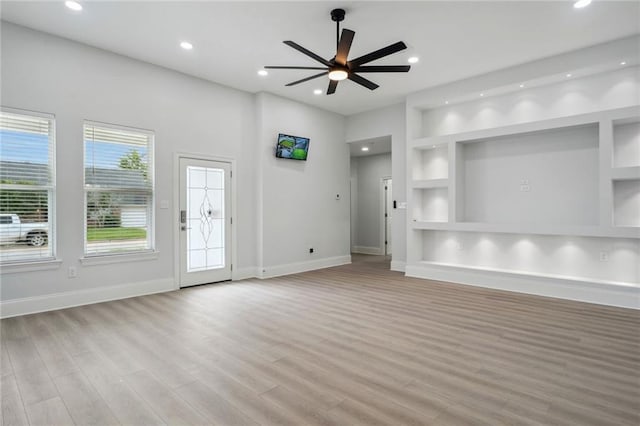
[611,166,640,181]
[412,178,448,189]
[411,105,640,147]
[413,260,640,289]
[411,221,640,239]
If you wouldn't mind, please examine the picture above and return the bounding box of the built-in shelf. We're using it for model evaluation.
[414,261,640,289]
[411,178,448,189]
[407,98,640,308]
[613,119,640,169]
[613,179,640,228]
[411,221,640,238]
[611,166,640,181]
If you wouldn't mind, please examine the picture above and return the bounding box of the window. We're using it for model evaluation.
[84,122,154,256]
[0,109,55,263]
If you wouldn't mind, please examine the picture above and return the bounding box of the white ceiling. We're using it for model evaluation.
[1,1,639,116]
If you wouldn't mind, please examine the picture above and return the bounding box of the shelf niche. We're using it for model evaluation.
[613,119,640,168]
[456,123,600,227]
[412,145,448,180]
[413,187,448,222]
[614,179,640,227]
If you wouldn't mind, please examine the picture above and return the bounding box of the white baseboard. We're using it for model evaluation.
[259,255,351,279]
[0,278,176,319]
[390,260,406,272]
[352,246,383,255]
[405,262,640,310]
[233,267,258,281]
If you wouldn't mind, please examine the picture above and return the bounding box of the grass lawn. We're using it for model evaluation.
[87,227,147,241]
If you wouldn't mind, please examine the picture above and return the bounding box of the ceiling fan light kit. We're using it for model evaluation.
[265,8,411,95]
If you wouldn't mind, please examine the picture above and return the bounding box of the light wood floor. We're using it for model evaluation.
[2,254,639,425]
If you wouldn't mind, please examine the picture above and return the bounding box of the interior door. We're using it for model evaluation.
[179,157,231,287]
[384,178,392,255]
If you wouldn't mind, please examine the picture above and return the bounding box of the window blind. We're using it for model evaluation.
[0,110,55,263]
[84,122,154,256]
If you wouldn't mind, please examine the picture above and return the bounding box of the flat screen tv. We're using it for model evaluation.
[275,133,310,161]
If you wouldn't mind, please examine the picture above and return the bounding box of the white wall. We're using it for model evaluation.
[350,153,391,254]
[0,24,352,314]
[346,103,406,269]
[0,23,258,304]
[255,93,350,277]
[421,67,640,137]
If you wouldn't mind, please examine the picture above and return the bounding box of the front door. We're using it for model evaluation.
[179,157,231,287]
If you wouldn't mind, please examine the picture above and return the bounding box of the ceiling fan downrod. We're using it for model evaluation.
[331,8,346,51]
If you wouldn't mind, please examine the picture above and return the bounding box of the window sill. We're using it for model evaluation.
[1,259,63,274]
[80,250,160,266]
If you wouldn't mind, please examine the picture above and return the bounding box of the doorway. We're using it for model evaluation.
[178,157,232,287]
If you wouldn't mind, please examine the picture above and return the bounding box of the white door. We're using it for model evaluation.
[179,157,231,287]
[384,178,392,255]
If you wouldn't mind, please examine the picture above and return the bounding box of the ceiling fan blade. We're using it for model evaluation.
[353,65,411,73]
[348,73,379,90]
[283,41,333,67]
[265,66,328,70]
[285,72,328,87]
[348,41,407,68]
[327,79,338,95]
[335,29,355,66]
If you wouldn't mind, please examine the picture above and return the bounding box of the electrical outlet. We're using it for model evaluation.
[599,251,609,262]
[309,248,314,254]
[520,184,531,192]
[68,266,77,278]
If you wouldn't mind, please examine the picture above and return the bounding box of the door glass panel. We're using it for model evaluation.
[186,166,225,272]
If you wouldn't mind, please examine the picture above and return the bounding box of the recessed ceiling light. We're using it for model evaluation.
[620,61,627,66]
[65,1,82,11]
[180,41,193,50]
[313,89,322,95]
[573,0,592,9]
[519,84,525,88]
[257,69,268,77]
[432,145,436,149]
[445,101,449,105]
[361,146,369,152]
[566,73,572,78]
[480,93,484,97]
[408,56,419,64]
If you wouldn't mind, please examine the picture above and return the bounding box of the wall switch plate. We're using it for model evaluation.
[520,184,531,192]
[599,251,609,262]
[456,241,463,250]
[68,266,77,278]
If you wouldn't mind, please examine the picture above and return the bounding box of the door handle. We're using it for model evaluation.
[181,226,192,231]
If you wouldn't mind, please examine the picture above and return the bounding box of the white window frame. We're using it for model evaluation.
[82,120,155,259]
[0,107,57,268]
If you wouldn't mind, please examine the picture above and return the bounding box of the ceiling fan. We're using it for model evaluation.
[264,8,411,95]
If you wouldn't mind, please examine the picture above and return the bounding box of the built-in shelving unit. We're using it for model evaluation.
[405,105,640,308]
[612,117,640,228]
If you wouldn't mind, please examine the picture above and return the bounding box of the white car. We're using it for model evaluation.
[0,214,49,246]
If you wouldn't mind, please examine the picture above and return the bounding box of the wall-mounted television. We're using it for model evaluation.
[275,133,310,161]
